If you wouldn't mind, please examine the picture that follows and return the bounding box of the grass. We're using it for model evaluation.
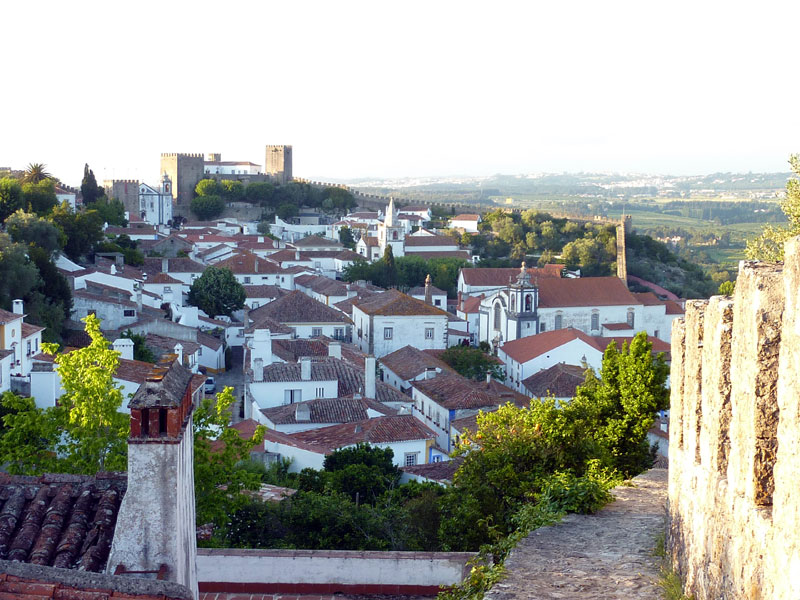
[653,528,694,600]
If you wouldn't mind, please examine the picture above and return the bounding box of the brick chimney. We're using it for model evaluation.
[107,356,200,598]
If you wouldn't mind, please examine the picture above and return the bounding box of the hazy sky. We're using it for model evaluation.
[3,1,799,186]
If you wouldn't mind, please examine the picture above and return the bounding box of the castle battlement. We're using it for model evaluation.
[160,153,204,159]
[668,237,800,599]
[105,178,139,184]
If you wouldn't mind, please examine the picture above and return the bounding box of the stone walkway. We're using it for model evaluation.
[486,468,668,600]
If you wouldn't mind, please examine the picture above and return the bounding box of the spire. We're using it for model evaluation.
[516,261,531,286]
[385,197,396,227]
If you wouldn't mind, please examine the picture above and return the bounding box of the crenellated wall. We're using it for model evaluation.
[668,236,800,600]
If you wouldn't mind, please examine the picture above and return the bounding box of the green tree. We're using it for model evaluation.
[382,245,397,287]
[5,210,65,254]
[0,315,130,475]
[439,345,505,381]
[121,329,156,362]
[21,163,53,184]
[574,332,669,476]
[257,220,272,236]
[718,280,735,295]
[191,195,225,220]
[276,202,299,221]
[0,178,24,221]
[746,153,800,261]
[245,182,275,206]
[187,266,246,317]
[338,226,356,249]
[80,163,102,205]
[0,234,41,310]
[50,203,104,260]
[220,180,244,201]
[93,197,128,226]
[21,180,58,215]
[195,178,221,197]
[194,386,266,532]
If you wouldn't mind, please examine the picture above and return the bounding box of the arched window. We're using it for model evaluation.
[525,294,532,312]
[494,303,502,330]
[627,308,635,328]
[591,311,599,331]
[392,230,398,240]
[554,313,563,330]
[510,295,516,311]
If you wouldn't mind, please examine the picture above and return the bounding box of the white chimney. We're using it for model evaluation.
[365,355,376,399]
[162,257,169,273]
[113,338,135,361]
[486,372,492,385]
[253,357,264,382]
[12,299,23,315]
[110,264,117,275]
[328,342,342,359]
[258,236,264,243]
[252,328,273,366]
[295,250,300,261]
[295,403,311,422]
[425,367,437,380]
[300,356,312,381]
[174,343,183,365]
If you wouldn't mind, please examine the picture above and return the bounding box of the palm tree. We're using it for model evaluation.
[21,163,53,184]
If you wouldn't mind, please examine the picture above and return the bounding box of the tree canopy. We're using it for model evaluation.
[187,266,245,317]
[746,153,800,261]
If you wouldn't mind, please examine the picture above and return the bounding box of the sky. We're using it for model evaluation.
[3,0,799,186]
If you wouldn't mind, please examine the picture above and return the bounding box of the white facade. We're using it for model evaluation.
[139,175,174,225]
[204,161,261,175]
[352,308,449,358]
[450,215,481,233]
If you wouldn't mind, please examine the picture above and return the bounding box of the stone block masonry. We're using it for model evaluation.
[668,235,800,600]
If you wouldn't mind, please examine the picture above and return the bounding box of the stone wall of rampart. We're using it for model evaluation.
[668,236,800,599]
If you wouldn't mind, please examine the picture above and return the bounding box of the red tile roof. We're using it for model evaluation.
[522,363,587,398]
[21,323,45,338]
[290,235,343,248]
[412,373,526,410]
[452,214,480,220]
[215,251,285,274]
[459,294,484,314]
[249,291,351,324]
[243,284,287,299]
[404,235,459,247]
[401,459,462,483]
[379,345,454,381]
[501,328,605,363]
[538,277,638,308]
[602,322,633,331]
[352,290,450,317]
[261,396,394,425]
[361,236,379,247]
[404,250,472,261]
[146,272,182,284]
[289,415,436,450]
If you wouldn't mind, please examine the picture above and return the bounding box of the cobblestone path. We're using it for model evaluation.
[485,468,668,600]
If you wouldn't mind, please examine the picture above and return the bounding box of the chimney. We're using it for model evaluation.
[12,299,23,315]
[174,343,183,365]
[300,356,312,381]
[295,403,311,421]
[295,250,300,261]
[328,342,342,359]
[424,274,433,305]
[255,259,259,273]
[258,236,264,243]
[108,357,199,597]
[425,367,437,380]
[136,289,142,311]
[113,338,135,361]
[110,264,117,275]
[162,257,169,273]
[365,355,376,399]
[253,357,264,382]
[486,372,492,385]
[252,328,272,366]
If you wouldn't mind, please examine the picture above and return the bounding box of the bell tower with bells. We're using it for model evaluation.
[506,262,539,341]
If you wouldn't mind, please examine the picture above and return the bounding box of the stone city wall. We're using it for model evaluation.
[668,236,800,600]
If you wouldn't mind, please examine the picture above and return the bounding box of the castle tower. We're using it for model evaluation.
[265,145,293,185]
[103,179,140,216]
[107,356,201,598]
[160,153,205,207]
[506,262,539,341]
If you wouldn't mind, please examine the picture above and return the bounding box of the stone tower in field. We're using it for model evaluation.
[265,145,293,185]
[160,153,205,207]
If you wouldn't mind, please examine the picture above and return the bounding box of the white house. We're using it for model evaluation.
[356,235,382,261]
[248,290,352,341]
[204,158,261,175]
[450,214,481,233]
[351,290,450,358]
[215,251,290,287]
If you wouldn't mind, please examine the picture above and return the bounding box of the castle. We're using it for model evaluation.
[668,236,800,599]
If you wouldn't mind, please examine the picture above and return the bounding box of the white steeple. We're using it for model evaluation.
[384,197,397,227]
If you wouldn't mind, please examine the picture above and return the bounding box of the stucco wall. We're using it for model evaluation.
[667,237,800,600]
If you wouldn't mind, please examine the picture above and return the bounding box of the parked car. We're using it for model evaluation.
[204,377,216,394]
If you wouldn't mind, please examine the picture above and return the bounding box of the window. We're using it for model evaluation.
[627,308,635,328]
[540,322,546,332]
[525,294,532,312]
[392,230,398,240]
[591,311,599,331]
[316,387,324,397]
[164,286,172,293]
[510,295,516,311]
[252,301,259,309]
[655,330,660,338]
[334,328,344,340]
[434,299,441,306]
[404,452,418,466]
[425,328,434,339]
[312,327,322,337]
[244,276,251,284]
[554,313,563,330]
[384,327,393,340]
[26,341,31,356]
[314,261,321,268]
[123,309,135,317]
[493,303,502,330]
[284,389,302,404]
[198,347,202,355]
[431,455,442,463]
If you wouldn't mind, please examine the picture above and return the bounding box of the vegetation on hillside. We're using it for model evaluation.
[746,154,800,261]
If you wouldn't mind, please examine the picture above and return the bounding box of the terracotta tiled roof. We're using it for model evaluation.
[602,322,633,331]
[405,250,472,260]
[290,415,436,450]
[142,257,204,274]
[412,373,521,411]
[352,290,450,317]
[245,315,292,335]
[501,328,605,363]
[243,284,286,299]
[197,331,223,351]
[146,272,182,284]
[0,309,23,325]
[459,265,564,286]
[459,294,484,314]
[664,300,684,315]
[538,277,638,308]
[402,458,462,483]
[407,284,446,297]
[290,235,343,248]
[522,363,587,398]
[379,345,454,381]
[115,358,157,383]
[452,214,480,221]
[271,338,329,363]
[362,236,379,247]
[215,251,285,274]
[73,290,137,309]
[21,323,45,338]
[261,396,394,425]
[294,275,349,297]
[403,235,458,247]
[249,291,351,324]
[144,334,200,359]
[0,472,127,572]
[632,292,662,305]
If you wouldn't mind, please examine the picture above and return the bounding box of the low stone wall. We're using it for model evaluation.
[196,548,475,595]
[667,236,800,599]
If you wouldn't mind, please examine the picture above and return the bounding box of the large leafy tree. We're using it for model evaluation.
[191,195,225,220]
[50,202,104,260]
[21,180,58,215]
[747,153,800,261]
[0,315,130,475]
[187,266,245,317]
[0,178,25,221]
[5,209,65,254]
